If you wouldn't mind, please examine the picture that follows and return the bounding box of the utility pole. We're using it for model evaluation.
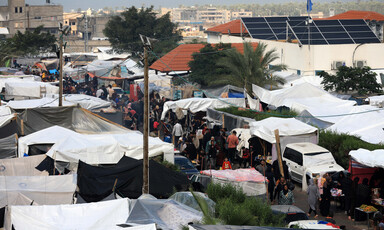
[140,34,152,194]
[84,14,88,52]
[58,23,64,106]
[274,129,285,178]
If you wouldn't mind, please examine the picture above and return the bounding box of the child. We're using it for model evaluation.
[222,157,232,170]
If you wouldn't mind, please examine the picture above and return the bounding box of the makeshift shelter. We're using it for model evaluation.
[232,128,252,151]
[125,195,203,230]
[161,98,246,120]
[203,85,244,98]
[77,156,189,202]
[8,198,130,230]
[5,81,59,100]
[0,155,48,176]
[206,108,255,131]
[7,97,75,109]
[250,118,318,162]
[349,149,384,181]
[169,192,215,214]
[0,134,17,159]
[200,168,267,196]
[0,106,17,140]
[326,105,384,144]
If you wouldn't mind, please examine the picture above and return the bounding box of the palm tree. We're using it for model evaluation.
[217,42,287,95]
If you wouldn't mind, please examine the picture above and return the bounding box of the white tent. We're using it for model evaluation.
[0,174,77,208]
[7,97,74,109]
[0,106,15,127]
[9,198,130,230]
[250,117,318,161]
[161,98,246,120]
[326,105,384,144]
[5,81,59,99]
[232,128,251,151]
[252,83,356,123]
[349,149,384,168]
[0,155,48,176]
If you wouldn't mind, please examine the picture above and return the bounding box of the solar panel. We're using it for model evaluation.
[241,17,381,45]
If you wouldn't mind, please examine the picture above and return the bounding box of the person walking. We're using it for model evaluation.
[172,121,183,149]
[226,130,239,162]
[205,136,217,169]
[307,178,320,218]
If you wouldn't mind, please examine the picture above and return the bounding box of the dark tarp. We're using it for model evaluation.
[0,120,18,139]
[0,134,17,159]
[206,108,255,131]
[77,156,190,202]
[93,111,124,126]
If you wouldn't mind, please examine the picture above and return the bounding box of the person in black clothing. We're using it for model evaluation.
[273,176,286,204]
[85,73,89,84]
[357,178,371,206]
[350,177,360,220]
[272,160,290,182]
[266,166,275,202]
[337,172,346,209]
[101,85,108,100]
[183,139,197,161]
[320,176,332,217]
[342,173,353,217]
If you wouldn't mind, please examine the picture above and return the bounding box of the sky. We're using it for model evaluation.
[19,0,347,12]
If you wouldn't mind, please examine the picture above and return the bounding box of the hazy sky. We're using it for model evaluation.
[20,0,343,11]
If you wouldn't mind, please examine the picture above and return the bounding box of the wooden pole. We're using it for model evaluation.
[142,46,149,194]
[58,26,64,107]
[274,129,285,178]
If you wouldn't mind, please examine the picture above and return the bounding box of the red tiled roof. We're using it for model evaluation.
[206,19,248,35]
[150,43,258,72]
[318,10,384,21]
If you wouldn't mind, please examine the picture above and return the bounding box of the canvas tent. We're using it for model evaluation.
[203,85,244,98]
[161,98,246,120]
[200,168,267,196]
[8,198,129,230]
[326,105,384,144]
[349,149,384,182]
[250,117,318,162]
[5,81,59,100]
[206,108,255,131]
[77,156,189,202]
[125,196,202,230]
[0,155,48,176]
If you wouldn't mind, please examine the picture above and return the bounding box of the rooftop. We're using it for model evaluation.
[320,10,384,21]
[206,19,248,35]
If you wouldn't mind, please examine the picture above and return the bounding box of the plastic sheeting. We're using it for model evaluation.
[10,198,130,230]
[203,85,244,98]
[0,155,48,176]
[7,97,74,109]
[206,108,255,131]
[161,98,246,120]
[169,192,215,214]
[0,174,77,208]
[126,197,203,230]
[0,106,15,128]
[0,134,17,159]
[232,128,251,151]
[326,105,384,144]
[45,130,173,164]
[5,81,59,99]
[349,149,384,168]
[200,168,267,196]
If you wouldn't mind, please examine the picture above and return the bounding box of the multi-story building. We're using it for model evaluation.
[0,0,63,37]
[63,12,82,37]
[231,9,253,20]
[197,7,231,24]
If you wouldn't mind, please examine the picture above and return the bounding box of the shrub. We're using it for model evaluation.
[206,182,246,204]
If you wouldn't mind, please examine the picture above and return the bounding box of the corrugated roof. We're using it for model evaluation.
[150,43,258,72]
[206,19,248,35]
[319,10,384,21]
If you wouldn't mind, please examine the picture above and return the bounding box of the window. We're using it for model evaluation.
[15,7,18,13]
[14,22,23,28]
[283,148,303,166]
[19,7,22,13]
[34,16,42,20]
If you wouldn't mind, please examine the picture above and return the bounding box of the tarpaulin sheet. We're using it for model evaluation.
[77,156,189,202]
[169,192,215,214]
[0,106,15,128]
[161,98,246,120]
[5,81,59,99]
[0,174,77,207]
[7,97,75,109]
[0,134,17,159]
[45,130,173,164]
[200,168,267,196]
[126,197,202,230]
[206,108,255,131]
[0,155,48,176]
[203,85,244,98]
[349,148,384,168]
[10,198,129,230]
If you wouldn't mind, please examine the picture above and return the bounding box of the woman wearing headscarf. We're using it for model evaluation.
[307,178,320,218]
[350,177,360,221]
[320,175,332,216]
[279,184,295,205]
[357,178,371,206]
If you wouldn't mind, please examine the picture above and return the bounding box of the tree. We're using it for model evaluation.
[103,6,181,62]
[217,42,287,95]
[320,66,382,96]
[188,43,232,86]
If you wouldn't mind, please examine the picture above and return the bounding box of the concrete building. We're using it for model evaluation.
[231,9,252,20]
[63,12,82,37]
[197,7,231,24]
[206,11,384,76]
[0,0,63,37]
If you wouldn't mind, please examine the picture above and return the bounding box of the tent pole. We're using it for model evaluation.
[142,38,150,194]
[274,129,285,178]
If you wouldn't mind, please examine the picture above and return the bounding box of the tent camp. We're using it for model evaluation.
[77,156,189,202]
[8,198,129,230]
[326,105,384,144]
[200,168,267,196]
[252,83,356,124]
[161,98,246,120]
[206,108,256,132]
[349,149,384,181]
[125,195,202,230]
[250,118,318,162]
[0,155,48,176]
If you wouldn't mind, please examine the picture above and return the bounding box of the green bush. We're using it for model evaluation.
[216,106,298,121]
[216,198,257,225]
[319,130,384,169]
[206,183,246,204]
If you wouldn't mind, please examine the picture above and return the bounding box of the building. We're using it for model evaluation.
[205,11,384,75]
[197,7,231,24]
[63,12,82,37]
[231,9,252,20]
[0,0,63,37]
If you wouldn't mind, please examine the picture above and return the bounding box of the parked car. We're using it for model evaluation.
[282,142,344,184]
[288,220,339,229]
[271,205,308,224]
[174,155,199,179]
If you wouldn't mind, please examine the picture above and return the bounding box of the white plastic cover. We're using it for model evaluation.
[0,106,15,127]
[200,168,267,196]
[326,105,384,144]
[232,128,251,151]
[10,198,130,230]
[161,98,246,120]
[0,134,17,158]
[7,97,75,109]
[169,192,215,214]
[5,81,59,98]
[0,155,48,176]
[44,129,173,164]
[0,174,77,207]
[349,148,384,168]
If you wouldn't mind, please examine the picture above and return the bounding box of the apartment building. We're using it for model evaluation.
[197,7,231,24]
[0,0,63,37]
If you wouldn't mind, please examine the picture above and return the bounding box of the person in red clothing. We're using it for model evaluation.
[226,130,239,162]
[222,157,232,170]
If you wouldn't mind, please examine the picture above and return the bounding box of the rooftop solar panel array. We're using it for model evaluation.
[241,17,381,45]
